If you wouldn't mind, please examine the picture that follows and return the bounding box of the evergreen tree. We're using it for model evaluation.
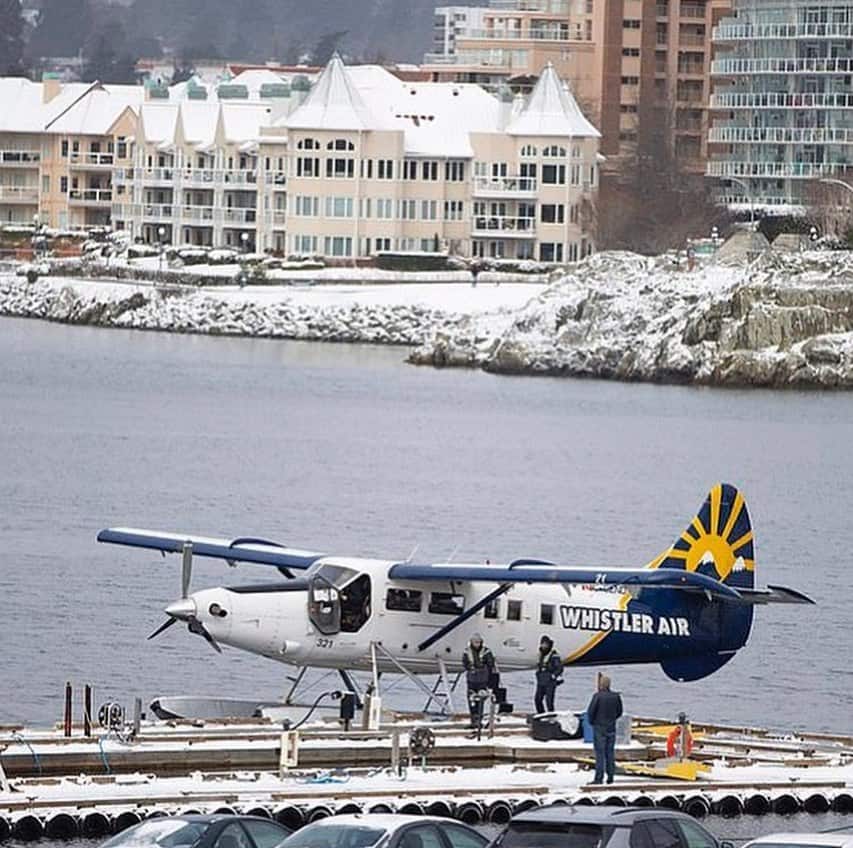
[0,0,25,75]
[310,30,348,66]
[83,21,136,84]
[29,0,91,58]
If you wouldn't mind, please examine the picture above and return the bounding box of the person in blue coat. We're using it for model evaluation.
[586,674,623,784]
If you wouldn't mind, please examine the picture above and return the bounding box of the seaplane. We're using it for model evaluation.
[98,484,812,711]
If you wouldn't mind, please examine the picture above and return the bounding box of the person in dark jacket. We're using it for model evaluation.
[534,635,563,713]
[462,632,495,728]
[586,673,623,784]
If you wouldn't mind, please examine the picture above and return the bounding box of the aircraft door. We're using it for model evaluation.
[340,573,371,633]
[308,574,341,635]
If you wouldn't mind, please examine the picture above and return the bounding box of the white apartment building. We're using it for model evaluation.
[708,0,853,214]
[2,57,600,263]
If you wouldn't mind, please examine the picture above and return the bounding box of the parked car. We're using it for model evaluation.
[102,815,291,848]
[276,814,488,848]
[741,835,853,848]
[489,805,732,848]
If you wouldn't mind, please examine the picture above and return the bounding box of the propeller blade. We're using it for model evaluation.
[148,617,178,640]
[181,541,193,599]
[187,616,222,654]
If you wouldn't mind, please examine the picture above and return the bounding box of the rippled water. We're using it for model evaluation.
[2,317,852,735]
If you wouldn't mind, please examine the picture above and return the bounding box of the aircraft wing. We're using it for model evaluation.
[97,528,325,570]
[388,562,812,604]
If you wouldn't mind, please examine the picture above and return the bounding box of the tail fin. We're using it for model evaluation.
[653,484,755,682]
[652,483,755,591]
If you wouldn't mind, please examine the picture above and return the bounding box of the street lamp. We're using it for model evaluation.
[710,225,721,253]
[725,176,755,229]
[809,225,819,246]
[240,231,249,254]
[157,226,166,272]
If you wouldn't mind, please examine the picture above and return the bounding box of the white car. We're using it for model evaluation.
[742,835,853,848]
[277,815,488,848]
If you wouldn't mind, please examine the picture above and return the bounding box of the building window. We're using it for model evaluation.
[324,196,353,217]
[294,195,319,216]
[297,138,320,150]
[540,242,564,262]
[375,237,391,251]
[61,139,69,157]
[623,19,641,28]
[420,199,437,220]
[540,604,554,626]
[376,198,393,218]
[386,588,422,612]
[542,164,566,184]
[60,176,68,193]
[421,160,438,180]
[444,200,464,220]
[484,598,500,619]
[377,159,393,179]
[543,145,567,157]
[327,138,355,151]
[445,160,465,181]
[541,204,565,224]
[399,199,416,219]
[293,234,317,254]
[326,157,354,178]
[621,76,639,85]
[360,159,373,179]
[507,600,522,621]
[520,144,537,157]
[324,236,352,257]
[403,160,418,180]
[297,157,319,177]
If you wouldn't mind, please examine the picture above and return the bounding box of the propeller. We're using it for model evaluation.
[148,541,222,653]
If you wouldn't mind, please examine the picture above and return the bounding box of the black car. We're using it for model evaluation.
[102,815,291,848]
[490,806,733,848]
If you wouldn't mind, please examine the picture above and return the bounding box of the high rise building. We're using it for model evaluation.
[708,0,853,214]
[425,0,731,174]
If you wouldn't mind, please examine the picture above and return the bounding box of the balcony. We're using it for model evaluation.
[679,4,706,19]
[264,171,287,188]
[180,168,220,188]
[0,186,39,203]
[0,150,41,167]
[707,160,853,179]
[139,167,176,185]
[69,188,113,206]
[710,92,853,110]
[181,205,215,223]
[472,176,537,197]
[113,167,134,185]
[455,27,575,42]
[472,215,536,237]
[223,170,257,187]
[709,126,853,145]
[221,208,257,224]
[69,152,114,169]
[265,210,287,227]
[713,22,853,42]
[712,56,853,76]
[141,203,173,220]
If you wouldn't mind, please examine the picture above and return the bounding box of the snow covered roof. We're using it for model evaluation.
[507,63,600,138]
[137,100,271,148]
[0,78,90,133]
[45,83,144,135]
[284,53,376,131]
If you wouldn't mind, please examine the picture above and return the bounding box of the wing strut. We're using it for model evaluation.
[418,583,512,652]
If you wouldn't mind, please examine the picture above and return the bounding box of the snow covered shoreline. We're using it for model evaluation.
[4,250,853,388]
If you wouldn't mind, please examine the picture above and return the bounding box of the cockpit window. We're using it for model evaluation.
[308,564,372,635]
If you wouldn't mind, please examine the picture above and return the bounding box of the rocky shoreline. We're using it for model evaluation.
[4,249,853,388]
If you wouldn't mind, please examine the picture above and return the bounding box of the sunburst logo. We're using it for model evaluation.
[653,484,755,584]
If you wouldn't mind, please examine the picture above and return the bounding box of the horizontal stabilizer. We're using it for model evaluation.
[97,528,325,570]
[736,583,815,605]
[388,562,744,601]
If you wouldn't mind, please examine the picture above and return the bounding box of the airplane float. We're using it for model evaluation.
[98,484,813,709]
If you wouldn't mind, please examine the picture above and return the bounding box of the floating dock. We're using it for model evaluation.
[1,714,851,842]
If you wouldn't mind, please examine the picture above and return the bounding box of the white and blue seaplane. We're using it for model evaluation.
[98,484,812,711]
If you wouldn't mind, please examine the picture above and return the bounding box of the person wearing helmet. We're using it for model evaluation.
[462,632,495,728]
[534,634,563,714]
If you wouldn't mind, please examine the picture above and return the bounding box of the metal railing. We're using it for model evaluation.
[709,126,853,144]
[713,22,853,42]
[0,186,39,202]
[712,56,853,75]
[472,176,537,195]
[472,215,536,235]
[68,188,113,204]
[707,160,853,179]
[710,91,853,110]
[0,151,41,166]
[69,152,114,167]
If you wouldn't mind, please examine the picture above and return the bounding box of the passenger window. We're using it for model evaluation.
[398,826,444,848]
[507,600,522,621]
[429,592,465,615]
[442,826,487,848]
[640,820,682,848]
[386,588,422,612]
[677,822,717,848]
[540,604,554,625]
[214,824,252,848]
[241,822,288,848]
[484,598,500,619]
[340,574,371,633]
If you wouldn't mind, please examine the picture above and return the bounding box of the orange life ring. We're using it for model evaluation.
[666,725,694,758]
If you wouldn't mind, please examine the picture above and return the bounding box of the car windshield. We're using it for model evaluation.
[102,820,207,848]
[280,824,387,848]
[498,824,606,848]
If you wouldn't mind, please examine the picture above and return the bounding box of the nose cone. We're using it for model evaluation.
[165,598,197,621]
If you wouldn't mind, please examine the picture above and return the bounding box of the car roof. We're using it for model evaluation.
[303,815,473,832]
[744,836,853,848]
[510,805,694,826]
[143,815,284,825]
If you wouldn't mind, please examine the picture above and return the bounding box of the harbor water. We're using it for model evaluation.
[1,315,852,734]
